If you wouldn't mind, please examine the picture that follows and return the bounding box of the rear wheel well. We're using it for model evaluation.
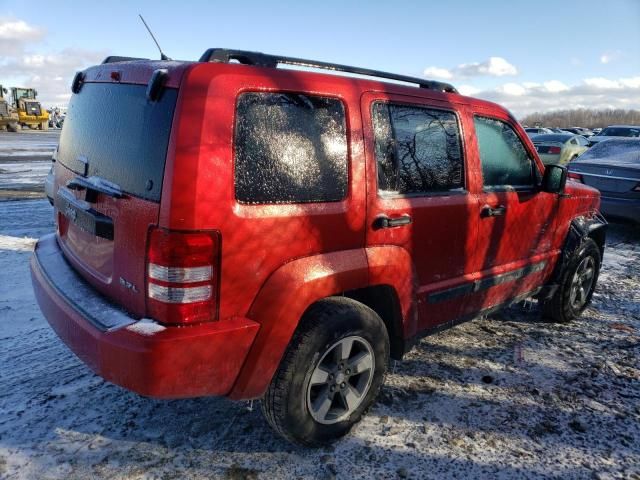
[340,285,405,360]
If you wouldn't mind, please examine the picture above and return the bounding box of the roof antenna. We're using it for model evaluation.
[139,14,171,61]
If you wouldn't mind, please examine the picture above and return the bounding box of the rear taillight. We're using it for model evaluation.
[146,227,220,325]
[549,146,561,154]
[568,172,583,183]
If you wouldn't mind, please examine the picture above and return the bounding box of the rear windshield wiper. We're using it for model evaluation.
[67,176,124,202]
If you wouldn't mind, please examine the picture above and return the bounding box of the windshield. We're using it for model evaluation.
[598,127,640,137]
[14,88,34,99]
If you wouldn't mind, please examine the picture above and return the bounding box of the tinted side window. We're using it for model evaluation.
[372,103,463,194]
[474,116,534,188]
[235,92,348,204]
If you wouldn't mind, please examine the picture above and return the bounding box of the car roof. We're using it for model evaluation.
[531,134,574,142]
[82,58,516,120]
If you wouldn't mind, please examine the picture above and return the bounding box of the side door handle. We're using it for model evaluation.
[480,205,506,218]
[374,214,412,229]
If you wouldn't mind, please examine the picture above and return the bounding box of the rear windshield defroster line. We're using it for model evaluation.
[57,82,178,202]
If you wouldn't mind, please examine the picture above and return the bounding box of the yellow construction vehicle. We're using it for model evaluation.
[11,87,49,130]
[0,85,20,132]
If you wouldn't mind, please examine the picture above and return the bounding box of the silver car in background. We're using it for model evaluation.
[532,133,589,165]
[568,139,640,222]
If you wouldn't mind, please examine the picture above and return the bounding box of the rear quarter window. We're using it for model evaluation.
[234,92,348,204]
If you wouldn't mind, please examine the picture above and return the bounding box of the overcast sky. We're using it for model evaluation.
[1,0,639,117]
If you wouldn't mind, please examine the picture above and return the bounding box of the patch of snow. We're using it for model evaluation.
[125,318,167,336]
[0,234,36,252]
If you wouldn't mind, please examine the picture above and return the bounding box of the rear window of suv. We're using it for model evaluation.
[57,82,178,202]
[234,92,348,204]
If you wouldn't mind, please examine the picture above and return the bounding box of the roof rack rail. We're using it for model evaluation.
[198,48,458,94]
[102,56,149,64]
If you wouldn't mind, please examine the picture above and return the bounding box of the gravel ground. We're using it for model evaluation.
[0,199,638,480]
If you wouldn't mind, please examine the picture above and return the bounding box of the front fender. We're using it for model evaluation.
[540,212,607,299]
[228,249,369,399]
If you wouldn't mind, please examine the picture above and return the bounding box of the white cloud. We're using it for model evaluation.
[457,84,481,96]
[0,19,43,40]
[456,57,517,77]
[543,80,569,93]
[621,77,640,88]
[582,77,640,90]
[0,18,107,107]
[600,51,622,64]
[423,66,453,80]
[424,56,518,81]
[463,76,640,116]
[498,83,526,96]
[0,18,44,55]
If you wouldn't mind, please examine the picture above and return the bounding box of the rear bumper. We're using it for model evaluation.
[30,234,260,399]
[600,196,640,223]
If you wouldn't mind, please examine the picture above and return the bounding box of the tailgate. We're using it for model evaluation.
[53,81,178,317]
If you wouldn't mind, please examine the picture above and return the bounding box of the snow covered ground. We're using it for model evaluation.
[0,198,638,480]
[0,131,58,200]
[0,131,59,162]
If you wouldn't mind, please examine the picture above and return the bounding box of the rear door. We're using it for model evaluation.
[53,81,179,317]
[362,92,479,332]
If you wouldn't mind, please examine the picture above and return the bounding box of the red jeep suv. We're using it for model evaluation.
[31,49,606,446]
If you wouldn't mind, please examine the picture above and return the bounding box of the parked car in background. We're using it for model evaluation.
[549,128,566,134]
[44,146,57,205]
[562,127,594,137]
[568,138,640,222]
[532,133,589,165]
[588,125,640,146]
[592,128,602,135]
[525,127,553,137]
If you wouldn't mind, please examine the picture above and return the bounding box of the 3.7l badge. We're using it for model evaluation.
[119,277,139,293]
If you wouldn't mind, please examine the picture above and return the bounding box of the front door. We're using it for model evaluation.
[460,111,560,316]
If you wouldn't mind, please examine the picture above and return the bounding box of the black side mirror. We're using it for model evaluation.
[541,164,567,194]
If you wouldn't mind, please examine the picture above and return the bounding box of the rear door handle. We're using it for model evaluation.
[375,214,412,229]
[480,205,506,218]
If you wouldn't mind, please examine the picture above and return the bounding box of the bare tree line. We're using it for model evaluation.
[520,109,640,129]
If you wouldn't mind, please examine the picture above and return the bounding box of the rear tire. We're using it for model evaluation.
[542,238,600,323]
[262,297,389,446]
[7,123,18,132]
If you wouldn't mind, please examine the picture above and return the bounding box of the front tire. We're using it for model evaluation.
[262,297,389,446]
[542,238,601,323]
